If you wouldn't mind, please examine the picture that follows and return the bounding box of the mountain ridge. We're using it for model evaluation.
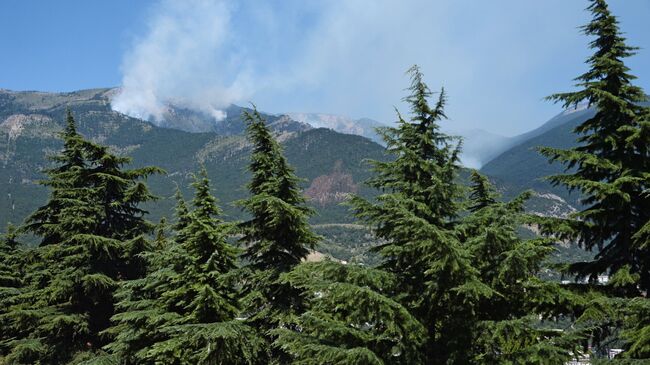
[481,100,649,204]
[0,88,387,230]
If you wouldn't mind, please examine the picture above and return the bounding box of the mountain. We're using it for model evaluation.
[508,104,595,145]
[3,87,628,264]
[480,101,649,206]
[439,104,595,170]
[283,114,514,169]
[27,87,312,135]
[0,89,387,239]
[0,88,579,221]
[287,113,386,144]
[157,103,311,135]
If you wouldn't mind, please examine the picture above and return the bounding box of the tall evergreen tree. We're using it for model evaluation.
[351,66,489,363]
[99,195,186,364]
[0,224,25,354]
[537,1,650,359]
[22,109,88,246]
[467,170,498,212]
[274,261,427,364]
[237,107,319,360]
[460,173,584,364]
[103,169,263,365]
[2,111,161,364]
[238,107,318,272]
[539,0,650,291]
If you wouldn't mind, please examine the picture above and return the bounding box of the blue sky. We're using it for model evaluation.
[1,1,649,136]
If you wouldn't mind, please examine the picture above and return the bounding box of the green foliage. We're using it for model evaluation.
[535,1,650,361]
[460,173,585,363]
[619,297,650,358]
[236,106,320,355]
[0,111,160,364]
[101,169,263,364]
[467,170,498,212]
[350,65,487,363]
[538,0,650,292]
[274,261,427,364]
[238,107,319,272]
[0,224,25,351]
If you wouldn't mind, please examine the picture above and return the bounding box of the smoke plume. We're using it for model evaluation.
[111,0,594,142]
[111,0,252,123]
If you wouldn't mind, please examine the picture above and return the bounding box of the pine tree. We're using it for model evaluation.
[153,217,168,251]
[103,168,264,364]
[530,3,650,359]
[0,224,21,300]
[273,261,427,364]
[0,224,25,354]
[350,66,489,363]
[2,111,161,364]
[22,109,88,246]
[238,107,318,272]
[236,106,319,360]
[539,0,650,291]
[460,173,584,363]
[534,1,650,357]
[98,192,190,364]
[467,170,497,212]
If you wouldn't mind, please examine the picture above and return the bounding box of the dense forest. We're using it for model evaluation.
[1,0,649,364]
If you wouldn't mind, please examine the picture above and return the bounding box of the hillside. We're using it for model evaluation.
[480,101,649,206]
[480,111,590,204]
[1,87,612,264]
[0,89,387,236]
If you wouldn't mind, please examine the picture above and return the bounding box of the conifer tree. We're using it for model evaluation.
[273,261,427,364]
[351,66,489,363]
[0,224,21,299]
[0,225,25,352]
[468,170,497,212]
[534,1,650,360]
[103,169,263,364]
[153,217,168,250]
[237,107,319,360]
[460,173,584,363]
[238,107,318,272]
[539,0,650,291]
[172,187,192,242]
[2,111,161,364]
[95,191,190,364]
[23,109,88,246]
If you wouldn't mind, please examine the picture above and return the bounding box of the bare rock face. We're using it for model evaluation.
[1,114,57,141]
[0,114,61,166]
[305,160,358,205]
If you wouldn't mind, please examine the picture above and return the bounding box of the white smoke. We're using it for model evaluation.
[111,0,594,139]
[111,0,252,123]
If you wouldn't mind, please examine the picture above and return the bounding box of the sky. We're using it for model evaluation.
[1,0,649,136]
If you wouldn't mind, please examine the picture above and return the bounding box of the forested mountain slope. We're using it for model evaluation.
[0,89,386,232]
